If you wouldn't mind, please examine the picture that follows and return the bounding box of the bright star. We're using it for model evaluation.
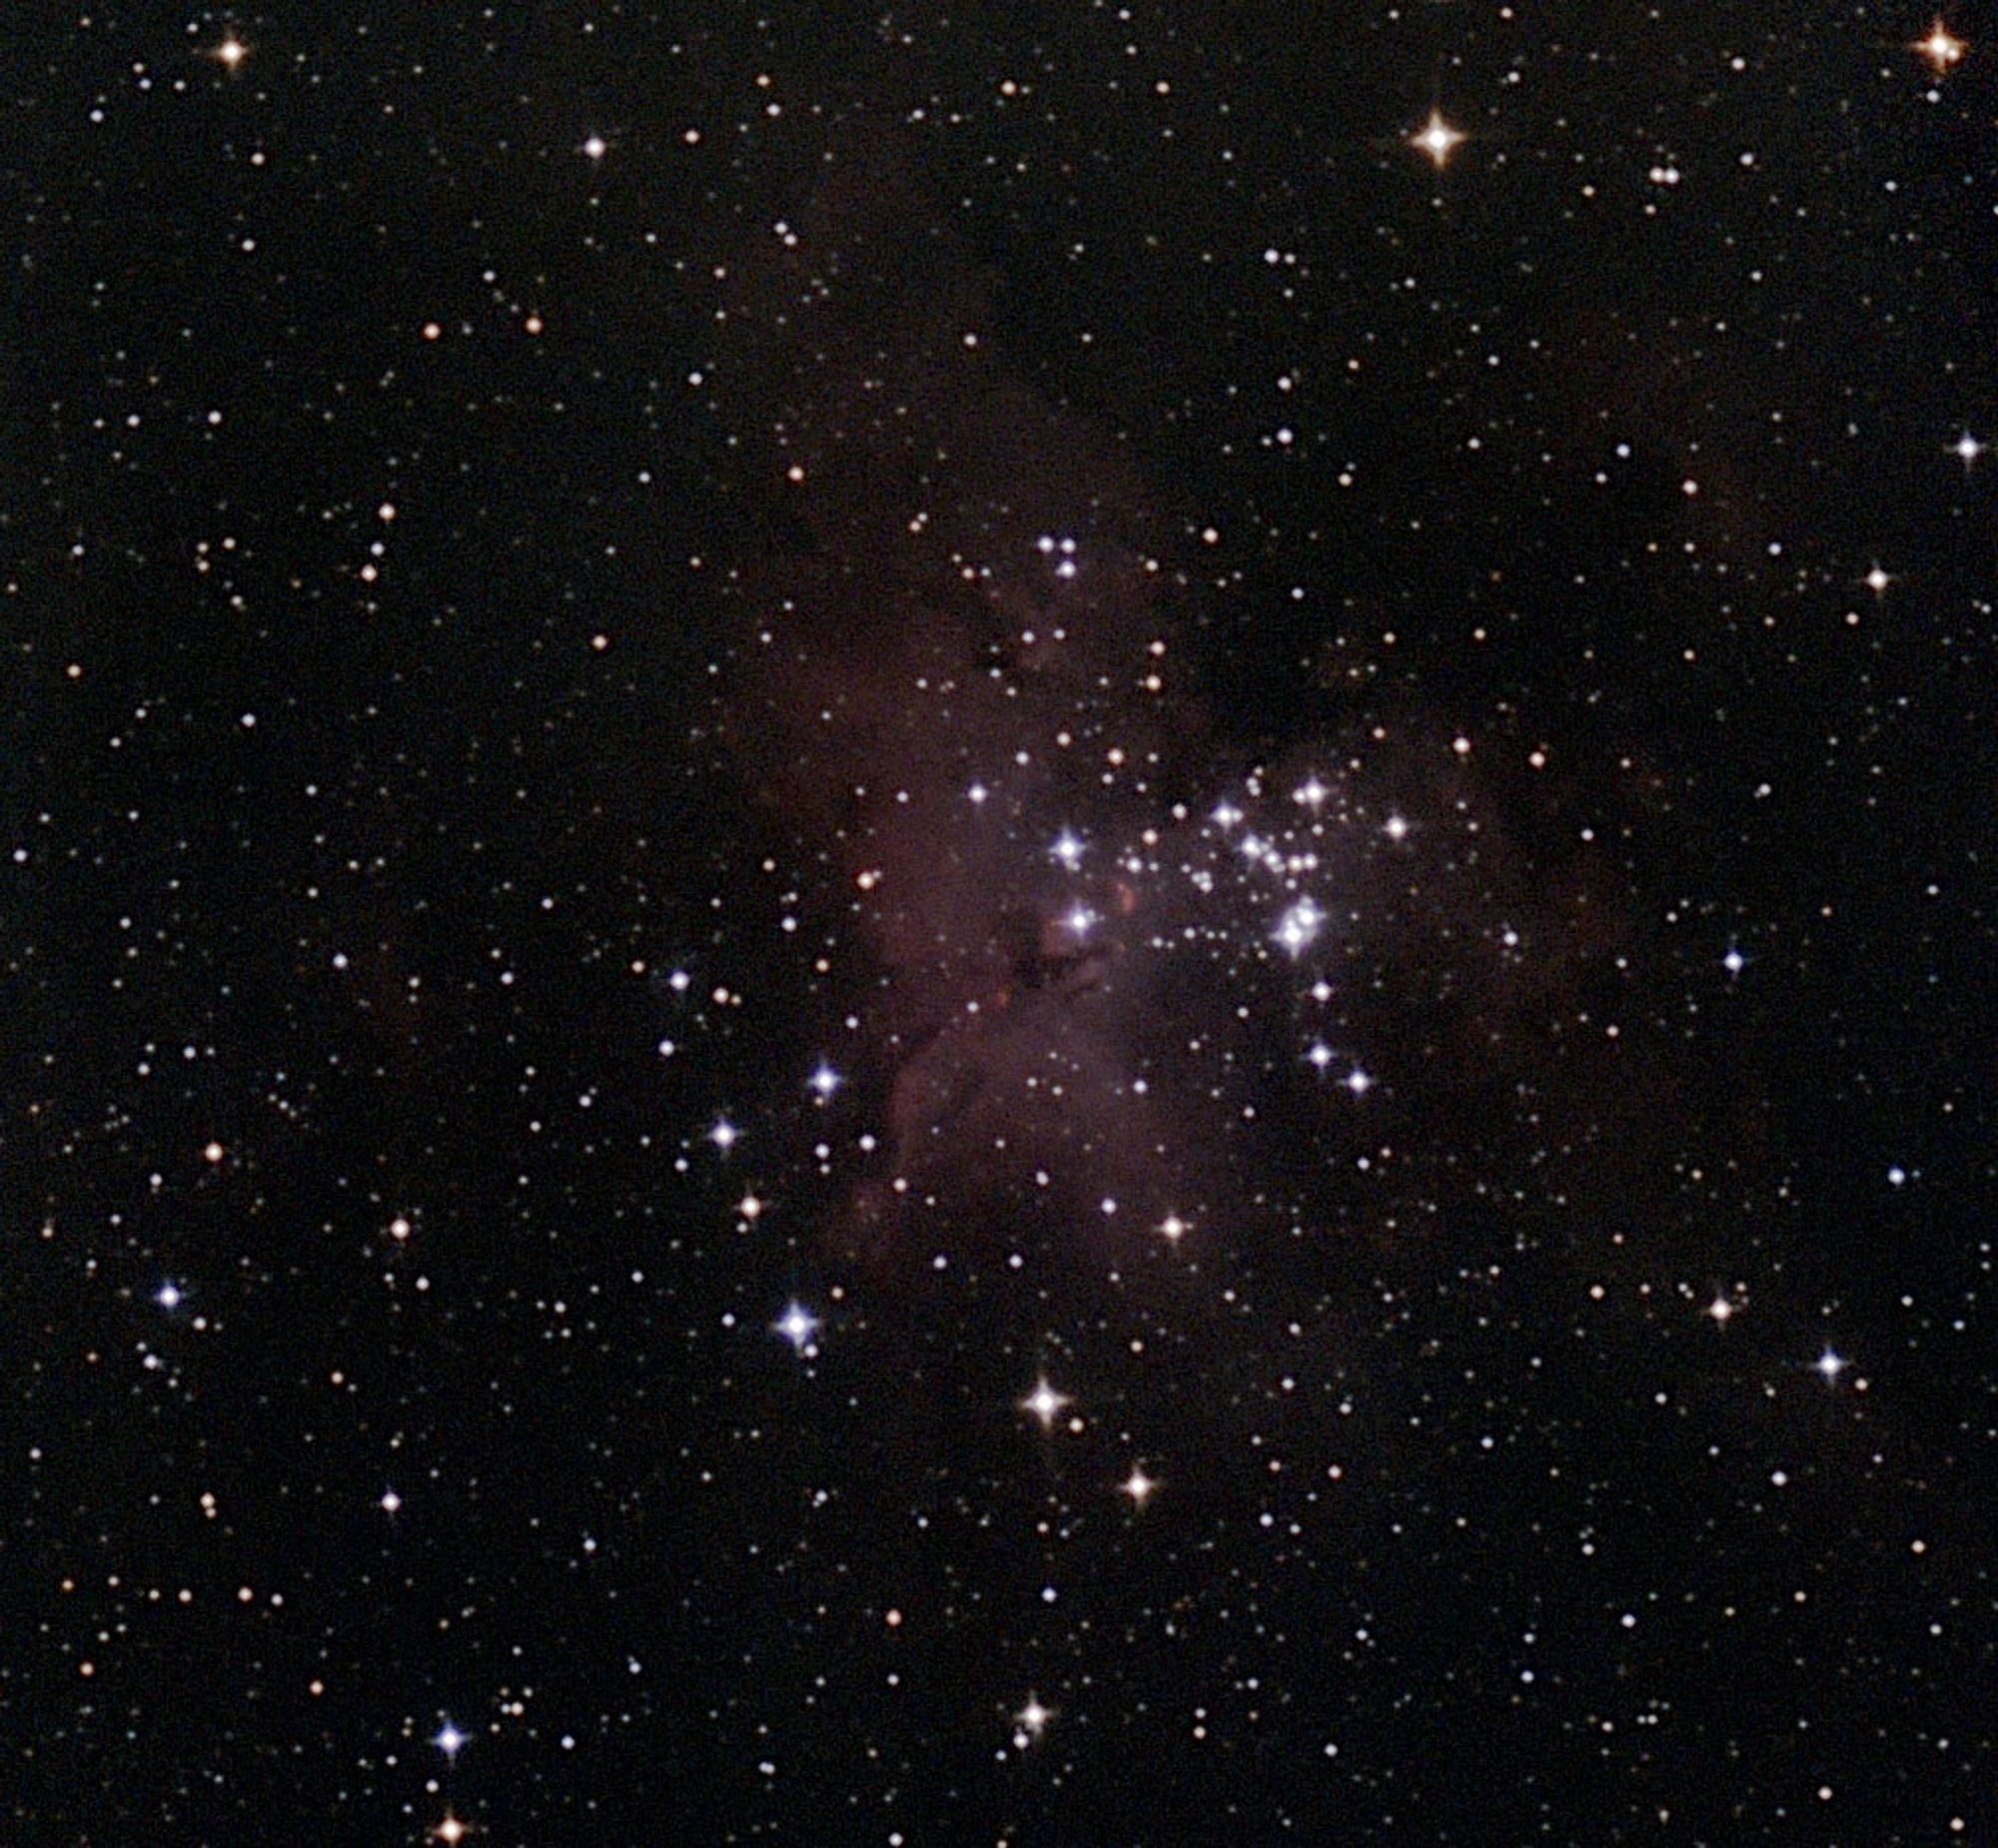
[1411,110,1467,168]
[380,1488,403,1513]
[435,1721,467,1758]
[1121,1464,1159,1506]
[1913,19,1965,70]
[1814,1349,1848,1382]
[1051,829,1085,870]
[580,133,608,160]
[774,1302,820,1353]
[1705,1295,1735,1324]
[1016,1694,1053,1739]
[211,35,249,70]
[1383,814,1410,841]
[1021,1379,1071,1428]
[156,1283,183,1309]
[434,1817,469,1846]
[1954,432,1985,467]
[808,1062,842,1100]
[707,1118,739,1151]
[1345,1067,1373,1097]
[1722,947,1745,975]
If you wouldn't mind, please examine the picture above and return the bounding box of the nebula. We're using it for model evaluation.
[709,126,1656,1299]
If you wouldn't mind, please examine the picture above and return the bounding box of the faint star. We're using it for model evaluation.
[435,1721,467,1758]
[1411,110,1467,168]
[774,1301,820,1353]
[1021,1379,1071,1429]
[1121,1464,1159,1506]
[1913,19,1965,70]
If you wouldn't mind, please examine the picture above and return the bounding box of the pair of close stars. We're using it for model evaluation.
[1022,1378,1158,1502]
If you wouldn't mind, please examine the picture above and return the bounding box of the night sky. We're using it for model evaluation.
[10,3,1998,1842]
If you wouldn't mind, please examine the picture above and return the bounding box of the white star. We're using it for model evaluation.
[212,35,249,70]
[1813,1349,1848,1382]
[1021,1379,1071,1428]
[1051,829,1085,870]
[435,1721,467,1759]
[1383,814,1410,842]
[1158,1213,1188,1241]
[707,1118,739,1151]
[1722,947,1745,975]
[1411,110,1467,169]
[156,1283,183,1310]
[1954,432,1984,467]
[380,1488,403,1513]
[807,1062,842,1100]
[1344,1067,1373,1097]
[1121,1464,1159,1506]
[1705,1295,1735,1324]
[1016,1693,1053,1738]
[580,133,608,161]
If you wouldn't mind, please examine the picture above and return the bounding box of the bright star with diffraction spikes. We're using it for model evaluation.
[1411,110,1467,168]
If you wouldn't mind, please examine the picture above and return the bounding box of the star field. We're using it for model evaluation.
[7,3,1997,1843]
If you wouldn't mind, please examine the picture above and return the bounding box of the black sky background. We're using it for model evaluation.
[8,2,1998,1842]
